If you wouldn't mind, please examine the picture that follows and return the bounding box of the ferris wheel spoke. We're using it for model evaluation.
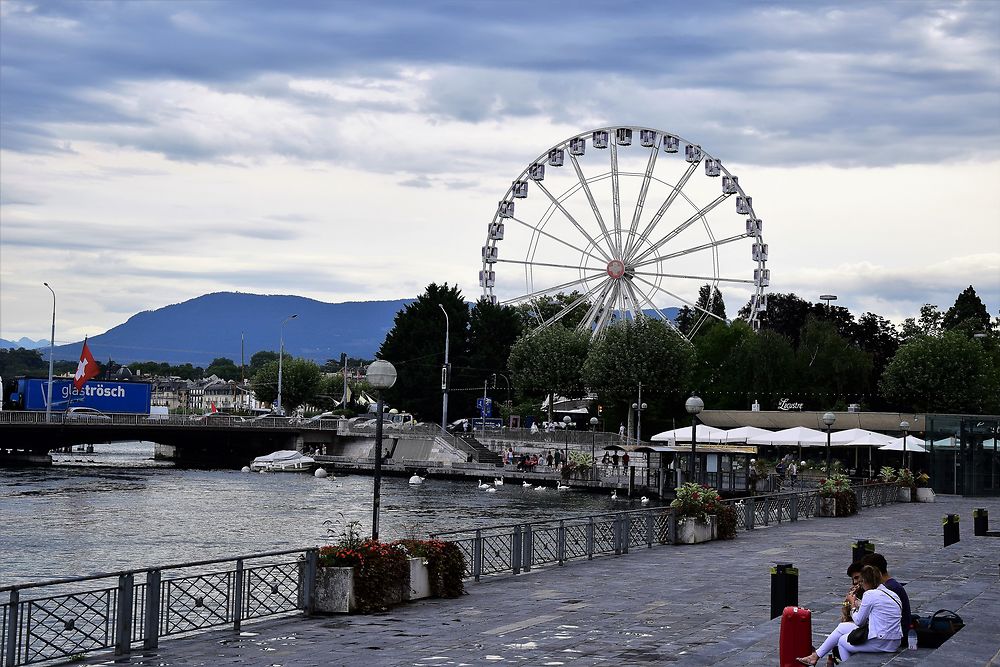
[593,281,621,334]
[610,141,623,258]
[632,233,748,269]
[577,279,616,333]
[623,279,686,336]
[630,269,754,285]
[631,194,729,266]
[511,216,609,265]
[623,143,659,259]
[569,153,615,257]
[621,277,646,322]
[499,270,607,306]
[535,277,612,332]
[533,181,613,263]
[625,161,699,264]
[497,258,605,273]
[631,273,727,323]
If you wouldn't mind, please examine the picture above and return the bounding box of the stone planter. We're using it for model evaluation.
[818,497,837,517]
[314,558,428,614]
[915,487,936,503]
[676,515,716,544]
[898,487,913,503]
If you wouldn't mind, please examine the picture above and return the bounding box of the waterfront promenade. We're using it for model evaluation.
[76,496,999,667]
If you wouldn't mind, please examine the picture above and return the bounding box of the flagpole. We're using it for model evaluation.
[44,283,56,423]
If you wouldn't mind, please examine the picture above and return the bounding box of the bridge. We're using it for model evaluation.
[0,412,501,467]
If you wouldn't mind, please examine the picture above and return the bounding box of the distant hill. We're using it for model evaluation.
[48,293,412,365]
[0,337,49,350]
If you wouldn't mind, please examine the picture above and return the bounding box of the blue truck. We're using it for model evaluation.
[12,378,152,414]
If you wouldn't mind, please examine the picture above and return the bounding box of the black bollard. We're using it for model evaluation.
[943,514,960,547]
[770,562,799,619]
[973,508,988,536]
[852,539,875,563]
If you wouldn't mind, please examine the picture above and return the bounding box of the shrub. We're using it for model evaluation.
[318,540,410,613]
[818,473,852,497]
[832,490,858,517]
[670,483,722,522]
[879,466,897,483]
[716,503,738,540]
[396,539,465,598]
[896,468,915,488]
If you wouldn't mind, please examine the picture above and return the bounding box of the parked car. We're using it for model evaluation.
[65,407,111,422]
[300,411,339,425]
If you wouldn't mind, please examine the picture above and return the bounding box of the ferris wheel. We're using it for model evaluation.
[480,126,769,340]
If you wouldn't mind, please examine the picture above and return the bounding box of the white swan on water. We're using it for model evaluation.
[610,489,618,500]
[494,477,504,486]
[522,481,533,488]
[409,474,424,485]
[557,482,569,491]
[477,479,490,489]
[640,496,649,504]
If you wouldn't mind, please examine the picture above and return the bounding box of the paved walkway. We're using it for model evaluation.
[80,496,1000,667]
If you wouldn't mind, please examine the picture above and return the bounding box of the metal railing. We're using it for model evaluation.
[1,548,317,667]
[430,483,901,581]
[0,410,337,431]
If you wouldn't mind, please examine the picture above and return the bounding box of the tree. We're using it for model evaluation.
[847,313,899,403]
[250,358,322,413]
[942,285,992,334]
[514,291,592,331]
[249,351,279,373]
[879,331,998,413]
[796,317,873,404]
[741,292,813,345]
[205,357,241,381]
[675,284,727,336]
[692,320,758,409]
[466,298,523,410]
[583,318,695,433]
[376,283,470,420]
[0,348,47,378]
[508,325,590,422]
[900,304,943,339]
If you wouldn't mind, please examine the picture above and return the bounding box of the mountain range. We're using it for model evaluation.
[0,337,50,350]
[42,292,412,366]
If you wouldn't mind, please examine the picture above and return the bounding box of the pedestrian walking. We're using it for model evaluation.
[618,423,625,442]
[622,451,630,470]
[788,461,798,488]
[554,449,562,469]
[612,452,620,474]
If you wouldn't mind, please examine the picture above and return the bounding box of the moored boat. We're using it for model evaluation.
[250,450,316,473]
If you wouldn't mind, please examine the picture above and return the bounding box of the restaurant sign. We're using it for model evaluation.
[777,398,804,411]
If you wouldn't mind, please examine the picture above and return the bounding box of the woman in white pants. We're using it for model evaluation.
[797,565,902,665]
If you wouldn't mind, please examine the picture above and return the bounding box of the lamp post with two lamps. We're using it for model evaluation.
[685,395,704,484]
[822,411,836,476]
[366,359,397,541]
[438,304,450,430]
[632,383,647,445]
[43,283,56,423]
[276,314,298,415]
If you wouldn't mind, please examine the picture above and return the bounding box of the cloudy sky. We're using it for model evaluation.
[1,0,998,345]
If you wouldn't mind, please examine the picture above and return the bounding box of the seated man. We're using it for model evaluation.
[842,560,865,622]
[862,552,911,647]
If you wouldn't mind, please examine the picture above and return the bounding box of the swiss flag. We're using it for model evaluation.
[73,338,100,390]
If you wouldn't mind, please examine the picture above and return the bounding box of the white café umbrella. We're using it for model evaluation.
[747,426,827,447]
[879,436,928,453]
[650,424,729,443]
[722,426,774,443]
[829,428,895,447]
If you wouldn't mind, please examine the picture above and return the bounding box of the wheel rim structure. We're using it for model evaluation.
[480,126,769,340]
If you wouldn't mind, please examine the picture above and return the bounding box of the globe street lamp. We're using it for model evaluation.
[900,420,910,471]
[438,304,450,430]
[685,395,704,484]
[43,283,56,423]
[822,412,837,476]
[367,359,397,541]
[562,415,571,467]
[589,416,599,479]
[276,314,298,415]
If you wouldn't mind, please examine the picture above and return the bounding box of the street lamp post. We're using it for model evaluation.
[276,314,298,415]
[43,283,56,423]
[590,416,598,479]
[820,294,838,309]
[562,415,571,467]
[900,420,910,470]
[439,304,450,430]
[822,411,837,476]
[367,359,397,541]
[685,395,704,485]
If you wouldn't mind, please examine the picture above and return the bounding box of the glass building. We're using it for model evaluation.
[925,414,1000,496]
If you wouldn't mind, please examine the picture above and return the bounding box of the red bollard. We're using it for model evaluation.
[779,605,813,667]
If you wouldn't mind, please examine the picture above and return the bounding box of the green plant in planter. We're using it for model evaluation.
[879,466,897,483]
[915,471,930,488]
[817,473,857,516]
[670,483,722,522]
[895,468,915,489]
[318,518,409,613]
[396,539,465,598]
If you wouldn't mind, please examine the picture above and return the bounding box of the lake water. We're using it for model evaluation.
[0,442,642,586]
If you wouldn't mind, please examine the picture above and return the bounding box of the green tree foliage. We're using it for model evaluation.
[376,283,469,420]
[900,304,943,339]
[515,291,591,331]
[0,348,47,377]
[205,357,241,381]
[675,284,726,337]
[467,297,523,396]
[583,318,695,427]
[508,325,590,420]
[742,292,813,345]
[249,350,279,373]
[942,285,992,334]
[879,331,999,413]
[796,317,873,402]
[250,357,322,413]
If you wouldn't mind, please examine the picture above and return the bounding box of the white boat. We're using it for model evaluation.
[250,450,316,473]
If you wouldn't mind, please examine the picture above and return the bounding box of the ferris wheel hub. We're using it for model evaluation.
[606,259,626,279]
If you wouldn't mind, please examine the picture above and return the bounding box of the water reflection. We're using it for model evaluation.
[1,442,648,586]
